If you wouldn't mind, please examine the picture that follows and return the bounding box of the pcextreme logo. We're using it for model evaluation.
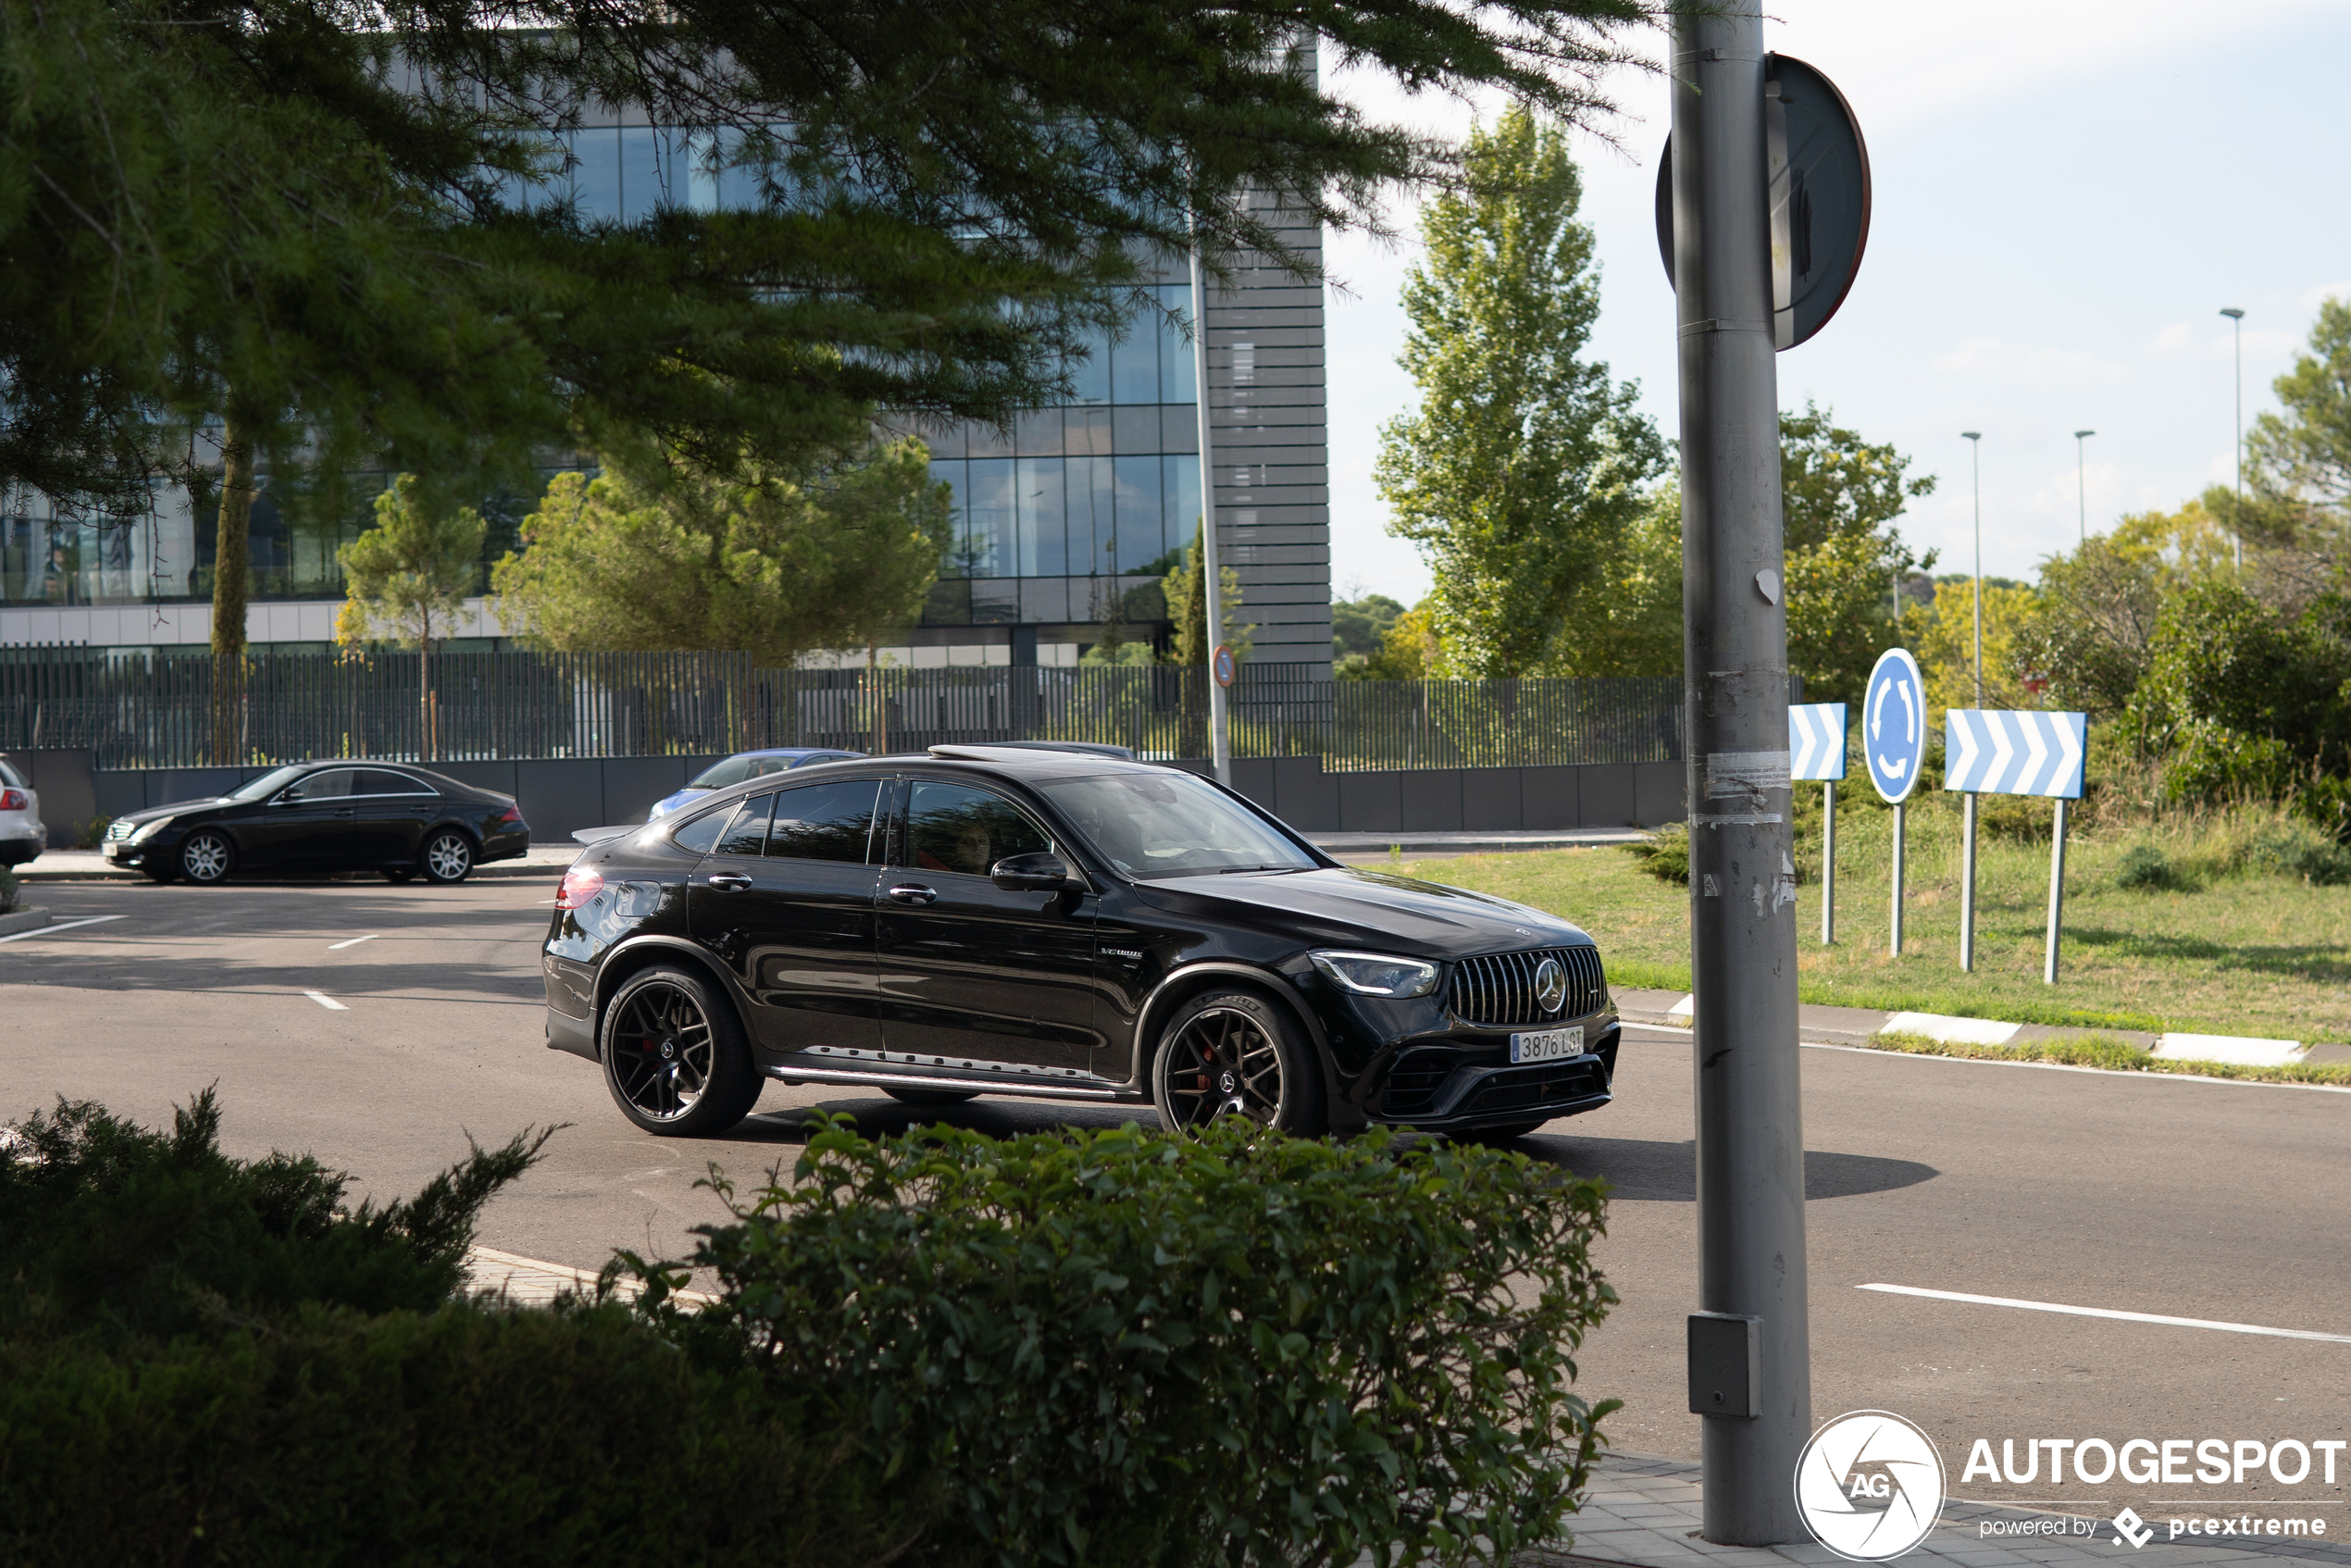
[1796,1411,1947,1562]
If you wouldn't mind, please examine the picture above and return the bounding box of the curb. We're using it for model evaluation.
[16,851,576,885]
[1615,989,2350,1068]
[0,906,50,938]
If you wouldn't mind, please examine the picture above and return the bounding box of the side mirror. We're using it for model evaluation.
[991,852,1081,892]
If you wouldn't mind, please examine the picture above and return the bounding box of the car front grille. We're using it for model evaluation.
[1448,946,1606,1027]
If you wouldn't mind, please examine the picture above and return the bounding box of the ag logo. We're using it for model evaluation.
[1794,1410,1946,1561]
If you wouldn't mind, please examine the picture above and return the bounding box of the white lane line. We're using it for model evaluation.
[0,914,127,945]
[304,990,350,1012]
[328,934,379,951]
[1859,1283,2351,1345]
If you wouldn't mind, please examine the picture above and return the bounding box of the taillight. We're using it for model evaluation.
[555,867,604,910]
[0,790,22,811]
[496,806,524,827]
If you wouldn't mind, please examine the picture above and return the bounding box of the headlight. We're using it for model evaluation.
[130,816,174,842]
[1310,950,1438,998]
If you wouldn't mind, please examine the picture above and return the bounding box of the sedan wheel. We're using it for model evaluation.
[418,829,474,884]
[1151,989,1325,1137]
[179,829,236,885]
[601,966,761,1136]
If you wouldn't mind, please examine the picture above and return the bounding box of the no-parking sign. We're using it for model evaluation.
[1212,644,1236,688]
[1863,649,1926,803]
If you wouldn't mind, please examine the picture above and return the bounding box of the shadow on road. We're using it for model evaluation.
[1516,1133,1938,1202]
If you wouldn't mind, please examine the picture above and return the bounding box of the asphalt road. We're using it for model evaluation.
[6,877,2346,1520]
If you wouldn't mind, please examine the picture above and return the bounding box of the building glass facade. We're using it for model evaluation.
[1,102,1331,671]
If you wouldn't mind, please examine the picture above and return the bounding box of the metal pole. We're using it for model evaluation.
[1890,802,1905,955]
[1959,791,1976,972]
[2221,307,2245,570]
[1821,779,1835,945]
[2044,796,2070,984]
[2073,429,2095,546]
[1671,8,1811,1544]
[1963,431,1982,705]
[1190,244,1231,786]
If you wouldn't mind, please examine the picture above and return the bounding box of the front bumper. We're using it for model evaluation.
[1362,1024,1619,1130]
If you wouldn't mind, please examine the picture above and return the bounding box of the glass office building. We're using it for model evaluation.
[0,106,1333,674]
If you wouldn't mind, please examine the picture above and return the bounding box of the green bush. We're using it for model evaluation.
[0,1089,549,1346]
[2239,822,2351,886]
[627,1117,1622,1568]
[0,1301,942,1568]
[0,865,17,914]
[1622,822,1689,885]
[2114,844,2180,891]
[75,815,112,849]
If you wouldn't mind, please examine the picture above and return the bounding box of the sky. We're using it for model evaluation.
[1320,0,2351,605]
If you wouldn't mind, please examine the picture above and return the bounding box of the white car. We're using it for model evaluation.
[0,758,45,866]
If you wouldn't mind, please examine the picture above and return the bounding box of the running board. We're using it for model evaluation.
[763,1064,1142,1103]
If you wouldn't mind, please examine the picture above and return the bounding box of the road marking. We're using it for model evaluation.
[328,934,379,950]
[1797,1040,2351,1095]
[0,914,127,945]
[304,990,349,1012]
[1859,1283,2351,1345]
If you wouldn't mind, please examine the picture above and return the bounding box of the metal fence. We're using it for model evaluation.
[0,646,1683,771]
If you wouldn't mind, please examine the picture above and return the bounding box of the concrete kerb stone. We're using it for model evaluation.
[0,905,50,938]
[1615,996,2339,1076]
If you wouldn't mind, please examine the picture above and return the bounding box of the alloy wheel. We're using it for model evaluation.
[1158,1005,1286,1130]
[180,832,232,883]
[607,981,716,1122]
[423,832,472,882]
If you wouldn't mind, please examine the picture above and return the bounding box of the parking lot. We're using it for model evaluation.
[6,873,2347,1508]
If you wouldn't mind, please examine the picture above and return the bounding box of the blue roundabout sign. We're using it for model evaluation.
[1863,648,1926,803]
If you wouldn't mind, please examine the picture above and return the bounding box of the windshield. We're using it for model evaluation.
[688,755,795,790]
[226,765,310,802]
[1037,771,1318,879]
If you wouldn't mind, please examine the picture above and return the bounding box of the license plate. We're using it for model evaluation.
[1510,1025,1584,1064]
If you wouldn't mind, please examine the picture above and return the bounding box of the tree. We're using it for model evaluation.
[335,477,488,763]
[1161,525,1252,666]
[1375,105,1669,677]
[3,0,1661,757]
[2245,297,2351,526]
[490,440,950,666]
[1545,408,1934,700]
[2009,501,2233,716]
[1332,593,1407,668]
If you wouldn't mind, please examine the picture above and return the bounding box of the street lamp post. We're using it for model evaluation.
[2220,307,2245,570]
[1962,432,1983,705]
[2073,429,2096,546]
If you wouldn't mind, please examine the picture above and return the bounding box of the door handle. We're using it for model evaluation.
[888,883,938,905]
[704,872,753,892]
[334,809,355,817]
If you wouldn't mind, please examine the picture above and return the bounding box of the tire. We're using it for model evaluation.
[600,965,762,1136]
[418,828,475,884]
[179,829,236,885]
[883,1086,980,1107]
[1151,988,1325,1137]
[383,868,416,884]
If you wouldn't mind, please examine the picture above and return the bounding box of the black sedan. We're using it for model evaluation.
[102,761,530,885]
[541,746,1618,1139]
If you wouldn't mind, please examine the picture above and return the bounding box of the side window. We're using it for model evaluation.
[670,803,735,856]
[902,781,1054,877]
[292,769,357,801]
[715,792,775,857]
[356,769,433,796]
[0,760,22,789]
[768,780,879,865]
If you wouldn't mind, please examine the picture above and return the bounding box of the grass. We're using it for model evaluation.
[1390,794,2351,1043]
[1862,1031,2351,1088]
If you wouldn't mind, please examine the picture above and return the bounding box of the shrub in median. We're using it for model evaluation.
[622,1117,1621,1568]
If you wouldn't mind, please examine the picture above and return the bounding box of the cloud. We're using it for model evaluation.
[2149,324,2195,354]
[2298,280,2351,309]
[1933,337,2120,381]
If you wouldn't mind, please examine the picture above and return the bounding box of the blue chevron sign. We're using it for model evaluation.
[1862,648,1927,803]
[1788,703,1847,780]
[1944,708,2087,799]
